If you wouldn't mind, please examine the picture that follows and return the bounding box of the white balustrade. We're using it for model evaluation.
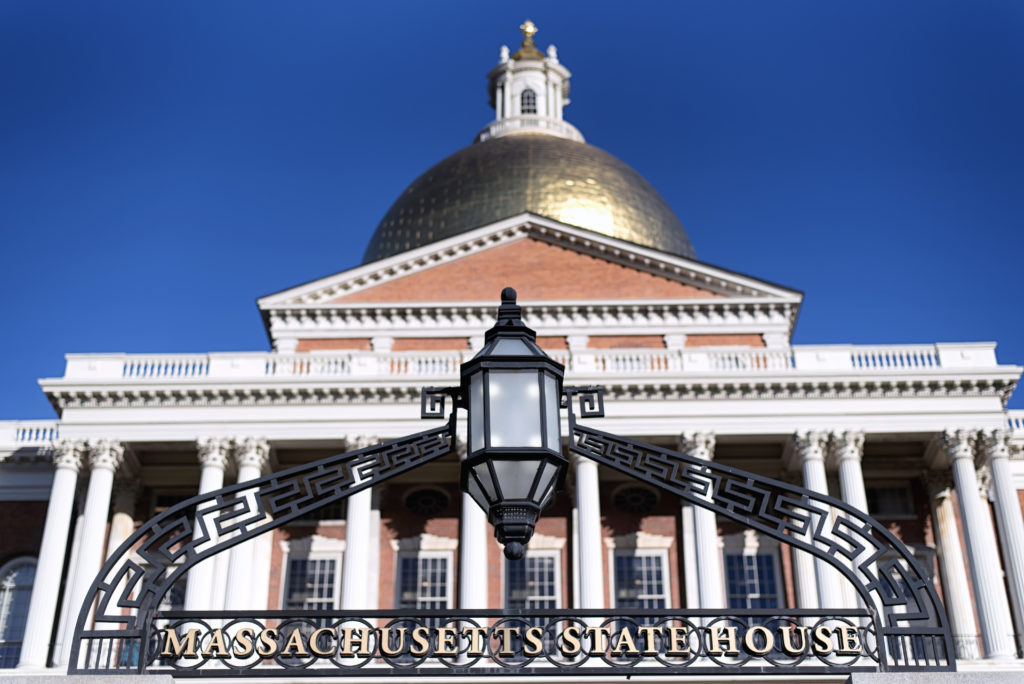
[849,345,939,370]
[12,421,60,444]
[122,355,210,378]
[51,343,1010,386]
[1008,411,1024,434]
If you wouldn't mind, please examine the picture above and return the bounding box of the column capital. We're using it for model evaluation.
[88,439,125,472]
[52,440,86,473]
[233,437,270,472]
[942,429,978,462]
[830,430,864,463]
[793,430,828,463]
[924,469,954,501]
[979,429,1011,461]
[197,437,232,471]
[679,431,715,460]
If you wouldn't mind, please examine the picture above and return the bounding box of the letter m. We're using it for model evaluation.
[160,628,201,658]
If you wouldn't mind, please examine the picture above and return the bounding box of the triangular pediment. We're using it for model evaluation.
[258,214,801,308]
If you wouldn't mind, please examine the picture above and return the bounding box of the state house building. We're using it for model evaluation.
[2,22,1024,679]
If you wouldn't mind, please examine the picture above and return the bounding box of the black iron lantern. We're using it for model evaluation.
[460,287,567,560]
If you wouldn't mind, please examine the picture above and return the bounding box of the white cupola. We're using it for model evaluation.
[476,20,584,143]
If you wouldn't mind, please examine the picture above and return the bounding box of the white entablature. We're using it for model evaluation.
[257,214,803,350]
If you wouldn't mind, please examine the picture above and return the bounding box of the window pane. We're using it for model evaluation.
[724,552,778,611]
[285,558,337,610]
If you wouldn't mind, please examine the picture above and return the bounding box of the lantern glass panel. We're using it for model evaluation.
[470,373,484,452]
[491,458,543,500]
[471,462,498,503]
[492,338,533,355]
[466,473,489,511]
[488,371,542,448]
[532,460,558,506]
[543,373,560,449]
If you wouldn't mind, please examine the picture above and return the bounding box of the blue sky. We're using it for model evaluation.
[1,1,1022,418]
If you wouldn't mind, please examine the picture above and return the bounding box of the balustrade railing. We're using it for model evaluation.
[122,355,210,378]
[54,343,1005,384]
[849,345,939,370]
[1008,411,1024,433]
[11,421,60,444]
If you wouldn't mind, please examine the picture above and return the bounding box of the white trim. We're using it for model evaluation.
[604,531,673,550]
[389,533,459,553]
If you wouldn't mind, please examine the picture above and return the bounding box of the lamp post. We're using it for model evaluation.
[459,287,567,559]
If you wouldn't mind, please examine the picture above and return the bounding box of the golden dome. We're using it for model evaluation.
[363,134,695,263]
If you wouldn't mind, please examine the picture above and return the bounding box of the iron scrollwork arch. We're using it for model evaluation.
[69,396,456,673]
[564,386,955,671]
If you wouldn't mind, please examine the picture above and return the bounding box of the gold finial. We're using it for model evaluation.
[513,19,544,60]
[520,19,538,45]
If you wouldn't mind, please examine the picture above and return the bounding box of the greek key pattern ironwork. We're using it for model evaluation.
[69,418,456,673]
[566,396,953,671]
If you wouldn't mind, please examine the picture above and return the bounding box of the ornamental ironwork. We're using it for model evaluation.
[69,386,955,675]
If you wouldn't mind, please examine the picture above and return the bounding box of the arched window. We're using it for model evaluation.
[0,557,35,668]
[520,89,537,115]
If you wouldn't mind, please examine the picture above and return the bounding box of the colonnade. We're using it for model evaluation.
[17,428,1024,668]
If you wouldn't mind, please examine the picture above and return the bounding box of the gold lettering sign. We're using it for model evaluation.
[156,620,865,663]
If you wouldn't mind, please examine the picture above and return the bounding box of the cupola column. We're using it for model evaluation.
[18,441,85,668]
[945,429,1016,658]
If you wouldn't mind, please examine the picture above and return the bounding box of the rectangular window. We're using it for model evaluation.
[725,553,779,610]
[612,550,668,610]
[396,553,452,611]
[505,552,560,611]
[285,557,339,611]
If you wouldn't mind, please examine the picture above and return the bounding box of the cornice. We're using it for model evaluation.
[42,372,1018,413]
[264,297,798,339]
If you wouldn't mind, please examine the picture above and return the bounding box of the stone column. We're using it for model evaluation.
[981,429,1024,650]
[223,438,269,611]
[680,503,700,608]
[832,431,867,610]
[18,441,84,668]
[104,478,137,561]
[458,440,488,609]
[680,432,725,609]
[573,452,604,608]
[945,429,1016,658]
[184,438,231,611]
[794,431,843,608]
[926,471,981,660]
[341,435,375,611]
[58,439,124,665]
